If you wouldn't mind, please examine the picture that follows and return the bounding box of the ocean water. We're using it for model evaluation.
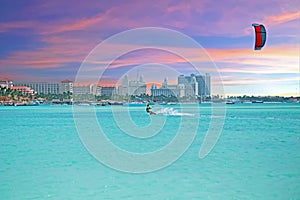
[0,103,299,199]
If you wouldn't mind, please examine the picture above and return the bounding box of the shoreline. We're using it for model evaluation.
[1,101,299,107]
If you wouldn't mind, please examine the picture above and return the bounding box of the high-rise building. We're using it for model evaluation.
[177,84,185,97]
[59,80,73,94]
[73,84,102,96]
[14,82,60,94]
[101,87,115,97]
[195,75,205,96]
[73,85,91,95]
[191,76,198,96]
[177,73,211,97]
[178,75,187,85]
[162,78,168,89]
[205,73,211,97]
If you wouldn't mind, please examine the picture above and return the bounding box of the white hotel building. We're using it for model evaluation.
[13,80,73,94]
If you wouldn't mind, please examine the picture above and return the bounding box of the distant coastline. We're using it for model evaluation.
[1,79,299,106]
[1,94,299,107]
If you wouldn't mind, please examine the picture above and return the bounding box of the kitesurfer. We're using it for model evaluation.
[146,101,156,115]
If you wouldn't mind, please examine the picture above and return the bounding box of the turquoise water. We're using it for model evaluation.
[1,104,299,199]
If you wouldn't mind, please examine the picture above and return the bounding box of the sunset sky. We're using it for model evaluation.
[0,0,299,96]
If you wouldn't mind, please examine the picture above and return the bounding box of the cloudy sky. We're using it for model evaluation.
[0,0,299,96]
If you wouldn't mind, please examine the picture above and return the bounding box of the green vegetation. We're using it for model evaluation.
[35,92,72,101]
[0,87,23,97]
[227,95,290,102]
[1,86,299,104]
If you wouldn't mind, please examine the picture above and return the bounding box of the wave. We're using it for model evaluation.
[155,108,194,116]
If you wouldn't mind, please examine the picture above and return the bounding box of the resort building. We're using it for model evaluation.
[0,79,13,88]
[14,82,60,94]
[151,78,179,97]
[101,87,115,97]
[73,85,91,95]
[151,87,177,97]
[8,86,35,96]
[117,74,146,96]
[59,80,73,94]
[14,80,74,94]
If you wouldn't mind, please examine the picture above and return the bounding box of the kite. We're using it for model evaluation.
[252,23,266,50]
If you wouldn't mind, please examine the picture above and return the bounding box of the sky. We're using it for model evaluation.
[0,0,299,96]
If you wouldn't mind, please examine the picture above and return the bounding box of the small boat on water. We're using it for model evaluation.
[13,100,40,106]
[167,102,178,105]
[159,102,167,105]
[14,102,27,106]
[77,103,90,106]
[123,101,154,106]
[226,101,235,104]
[252,100,264,103]
[108,101,123,105]
[123,102,146,106]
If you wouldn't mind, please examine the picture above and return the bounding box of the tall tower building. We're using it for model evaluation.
[118,75,129,96]
[139,74,144,83]
[191,76,198,96]
[195,75,205,96]
[178,75,186,84]
[176,73,211,97]
[177,84,185,97]
[122,75,129,86]
[205,73,211,97]
[162,78,168,89]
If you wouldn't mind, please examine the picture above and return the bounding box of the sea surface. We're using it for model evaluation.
[1,103,299,199]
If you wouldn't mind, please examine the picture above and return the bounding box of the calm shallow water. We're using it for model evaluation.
[1,103,299,199]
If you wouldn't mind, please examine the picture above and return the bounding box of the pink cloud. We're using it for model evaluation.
[265,11,300,26]
[0,73,50,82]
[52,16,104,33]
[55,41,299,78]
[1,1,299,38]
[0,31,101,71]
[0,21,40,33]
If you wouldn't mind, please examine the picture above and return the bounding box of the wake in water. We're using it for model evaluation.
[155,108,194,116]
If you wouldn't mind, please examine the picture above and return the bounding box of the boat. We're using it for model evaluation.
[167,102,178,105]
[97,102,107,106]
[226,101,235,104]
[28,100,40,106]
[108,101,123,105]
[14,102,27,106]
[123,102,146,106]
[77,103,90,106]
[199,101,212,104]
[252,100,264,103]
[123,101,154,106]
[159,101,167,105]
